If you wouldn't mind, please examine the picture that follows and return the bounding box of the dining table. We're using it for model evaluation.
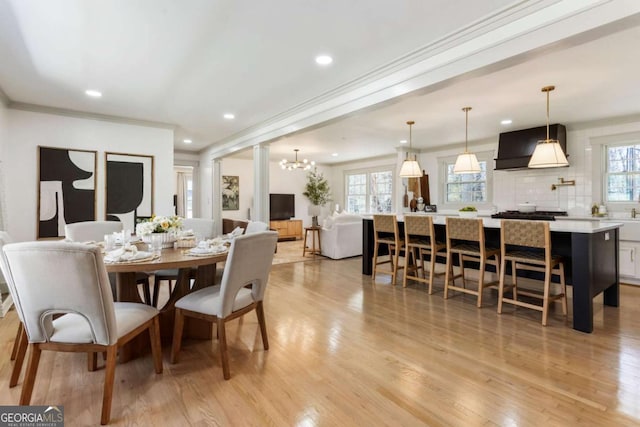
[104,246,228,360]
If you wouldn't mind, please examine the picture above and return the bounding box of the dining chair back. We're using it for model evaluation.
[444,217,500,307]
[372,214,404,285]
[1,241,162,424]
[0,231,28,388]
[171,231,278,379]
[65,221,122,242]
[497,220,567,325]
[245,220,269,234]
[182,218,216,239]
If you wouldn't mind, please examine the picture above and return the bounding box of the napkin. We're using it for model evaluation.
[226,226,245,239]
[104,244,151,263]
[180,229,195,237]
[189,245,227,255]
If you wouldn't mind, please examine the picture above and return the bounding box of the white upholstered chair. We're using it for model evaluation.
[245,221,269,234]
[0,231,27,388]
[65,221,153,304]
[170,231,278,379]
[1,241,163,425]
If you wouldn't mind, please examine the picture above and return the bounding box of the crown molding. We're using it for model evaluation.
[8,101,176,130]
[205,0,631,160]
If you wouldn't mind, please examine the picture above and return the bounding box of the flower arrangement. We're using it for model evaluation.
[135,215,183,236]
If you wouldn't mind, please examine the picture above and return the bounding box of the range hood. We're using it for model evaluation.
[495,124,567,170]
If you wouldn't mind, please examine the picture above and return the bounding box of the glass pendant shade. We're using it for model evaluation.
[528,85,568,168]
[453,107,481,174]
[398,120,422,178]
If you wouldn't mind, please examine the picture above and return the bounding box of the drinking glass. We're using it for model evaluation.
[151,233,163,256]
[104,234,116,251]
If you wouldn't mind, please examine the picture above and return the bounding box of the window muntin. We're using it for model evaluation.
[345,169,394,213]
[445,162,487,203]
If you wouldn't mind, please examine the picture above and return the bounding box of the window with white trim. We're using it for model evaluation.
[345,168,394,213]
[439,151,493,208]
[605,143,640,202]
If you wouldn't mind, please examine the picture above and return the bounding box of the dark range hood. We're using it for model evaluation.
[495,124,567,170]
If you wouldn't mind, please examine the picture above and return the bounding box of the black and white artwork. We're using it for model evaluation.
[105,152,154,232]
[222,175,239,211]
[38,146,97,238]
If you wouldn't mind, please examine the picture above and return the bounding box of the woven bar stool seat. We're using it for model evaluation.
[403,215,446,293]
[497,219,567,326]
[444,217,500,307]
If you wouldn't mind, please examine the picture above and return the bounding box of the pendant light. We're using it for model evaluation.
[453,107,481,174]
[528,85,568,168]
[399,120,422,178]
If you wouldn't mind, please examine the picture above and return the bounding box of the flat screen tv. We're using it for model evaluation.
[270,193,295,220]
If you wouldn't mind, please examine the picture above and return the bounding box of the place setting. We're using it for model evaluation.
[103,242,160,264]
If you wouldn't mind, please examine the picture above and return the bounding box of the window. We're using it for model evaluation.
[605,143,640,202]
[345,168,394,213]
[439,151,493,208]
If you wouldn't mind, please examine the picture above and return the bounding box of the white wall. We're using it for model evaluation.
[0,100,8,230]
[4,109,174,241]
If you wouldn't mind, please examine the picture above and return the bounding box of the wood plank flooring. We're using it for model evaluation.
[1,256,639,426]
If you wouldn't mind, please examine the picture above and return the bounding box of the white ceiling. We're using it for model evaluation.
[1,1,640,165]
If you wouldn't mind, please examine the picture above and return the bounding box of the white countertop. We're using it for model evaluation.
[362,213,623,234]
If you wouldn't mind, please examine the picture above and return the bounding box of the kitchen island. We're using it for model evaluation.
[362,215,622,333]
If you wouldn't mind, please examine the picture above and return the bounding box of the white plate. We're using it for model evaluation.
[187,247,228,257]
[104,252,158,264]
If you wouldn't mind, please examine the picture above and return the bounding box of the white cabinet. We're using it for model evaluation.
[619,243,637,278]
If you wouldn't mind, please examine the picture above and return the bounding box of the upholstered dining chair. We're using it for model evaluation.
[65,220,153,305]
[1,241,163,425]
[170,231,278,380]
[245,220,269,234]
[497,219,568,326]
[0,231,27,388]
[152,218,217,307]
[444,217,500,308]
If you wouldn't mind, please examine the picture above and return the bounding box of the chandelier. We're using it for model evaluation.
[280,149,315,171]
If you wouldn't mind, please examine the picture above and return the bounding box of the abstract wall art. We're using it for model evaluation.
[222,175,239,211]
[105,152,154,232]
[38,146,97,238]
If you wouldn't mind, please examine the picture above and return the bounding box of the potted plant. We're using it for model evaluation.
[458,206,478,218]
[303,168,331,227]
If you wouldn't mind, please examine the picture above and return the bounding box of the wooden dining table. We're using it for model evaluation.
[104,247,228,359]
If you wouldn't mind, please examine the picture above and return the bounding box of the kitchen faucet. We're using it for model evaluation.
[633,208,637,219]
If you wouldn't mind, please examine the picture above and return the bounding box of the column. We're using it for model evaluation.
[253,144,270,223]
[212,158,223,236]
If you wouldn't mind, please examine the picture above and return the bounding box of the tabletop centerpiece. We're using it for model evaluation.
[135,215,183,248]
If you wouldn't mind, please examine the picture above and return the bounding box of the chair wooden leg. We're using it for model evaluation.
[402,247,411,288]
[511,260,518,300]
[256,301,269,350]
[149,317,163,374]
[19,343,41,405]
[542,266,552,326]
[152,281,161,308]
[170,308,185,364]
[559,263,568,316]
[88,352,98,372]
[217,318,231,380]
[498,257,506,314]
[10,323,23,361]
[100,346,117,425]
[444,253,451,299]
[459,253,466,288]
[10,326,28,387]
[428,251,435,295]
[143,280,152,306]
[372,243,379,281]
[477,258,486,308]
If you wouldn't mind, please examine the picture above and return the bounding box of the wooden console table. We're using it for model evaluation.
[270,219,303,241]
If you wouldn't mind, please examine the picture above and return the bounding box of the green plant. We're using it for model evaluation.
[303,168,331,206]
[459,206,477,212]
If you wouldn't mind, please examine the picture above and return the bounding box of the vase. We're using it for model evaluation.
[142,232,177,249]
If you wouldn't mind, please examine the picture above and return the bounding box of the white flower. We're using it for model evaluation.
[135,215,183,236]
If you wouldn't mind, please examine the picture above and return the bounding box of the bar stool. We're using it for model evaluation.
[497,219,568,326]
[372,214,405,285]
[444,217,500,307]
[403,215,447,293]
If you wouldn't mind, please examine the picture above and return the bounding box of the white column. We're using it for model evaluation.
[253,144,270,223]
[212,157,223,236]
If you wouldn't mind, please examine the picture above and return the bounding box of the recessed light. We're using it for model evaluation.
[501,119,512,125]
[183,139,192,144]
[85,90,102,98]
[223,113,235,120]
[315,55,333,65]
[331,153,338,157]
[400,139,408,144]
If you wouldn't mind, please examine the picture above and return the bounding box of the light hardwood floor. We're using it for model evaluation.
[1,257,640,426]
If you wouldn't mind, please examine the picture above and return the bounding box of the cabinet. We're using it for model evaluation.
[620,241,638,278]
[270,220,303,241]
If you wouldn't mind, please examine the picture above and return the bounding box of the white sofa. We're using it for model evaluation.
[320,213,363,259]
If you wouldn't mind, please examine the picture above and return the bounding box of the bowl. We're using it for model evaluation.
[517,203,537,213]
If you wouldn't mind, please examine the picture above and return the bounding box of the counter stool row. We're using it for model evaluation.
[372,214,567,326]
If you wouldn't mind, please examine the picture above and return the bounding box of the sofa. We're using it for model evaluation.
[320,213,363,259]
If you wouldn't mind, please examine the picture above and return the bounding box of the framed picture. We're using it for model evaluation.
[222,175,239,211]
[105,152,154,232]
[38,146,97,238]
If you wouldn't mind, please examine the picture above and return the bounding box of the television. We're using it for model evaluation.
[270,193,295,220]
